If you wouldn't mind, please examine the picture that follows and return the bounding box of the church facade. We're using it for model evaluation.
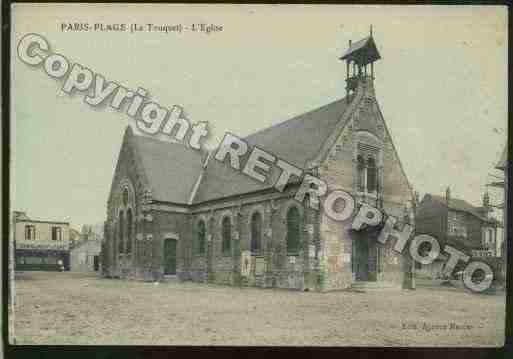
[102,32,415,291]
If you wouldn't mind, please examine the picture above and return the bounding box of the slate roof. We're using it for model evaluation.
[132,135,205,204]
[340,36,381,65]
[192,97,352,203]
[125,96,352,205]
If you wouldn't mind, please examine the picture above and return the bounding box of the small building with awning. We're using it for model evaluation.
[13,211,71,271]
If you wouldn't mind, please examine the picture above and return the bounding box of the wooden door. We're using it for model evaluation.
[354,235,369,281]
[164,239,177,275]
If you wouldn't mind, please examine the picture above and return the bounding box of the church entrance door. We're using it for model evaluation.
[353,229,378,281]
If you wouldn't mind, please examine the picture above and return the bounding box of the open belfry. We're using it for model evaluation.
[102,28,415,291]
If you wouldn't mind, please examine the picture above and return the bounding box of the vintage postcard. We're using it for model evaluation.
[6,3,508,347]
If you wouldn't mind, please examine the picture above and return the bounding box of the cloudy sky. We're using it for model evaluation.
[11,4,507,229]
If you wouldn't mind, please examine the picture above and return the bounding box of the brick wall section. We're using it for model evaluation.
[318,214,354,291]
[377,108,412,287]
[151,211,190,279]
[188,192,316,290]
[417,196,486,252]
[319,111,355,291]
[104,130,153,280]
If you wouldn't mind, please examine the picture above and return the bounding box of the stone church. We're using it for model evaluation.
[102,31,415,291]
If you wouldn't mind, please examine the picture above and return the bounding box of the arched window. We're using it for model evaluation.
[250,212,262,255]
[123,187,129,206]
[357,155,365,192]
[197,220,206,254]
[118,212,124,253]
[367,156,377,193]
[126,209,133,253]
[222,217,231,254]
[287,206,301,254]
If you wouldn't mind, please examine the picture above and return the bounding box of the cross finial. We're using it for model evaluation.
[370,25,373,37]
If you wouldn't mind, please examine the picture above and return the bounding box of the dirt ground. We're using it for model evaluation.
[11,271,505,346]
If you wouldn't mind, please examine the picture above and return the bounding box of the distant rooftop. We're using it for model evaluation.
[428,194,494,223]
[13,211,69,225]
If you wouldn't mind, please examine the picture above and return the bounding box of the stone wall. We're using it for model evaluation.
[151,210,189,280]
[187,192,317,290]
[318,80,412,290]
[104,129,151,280]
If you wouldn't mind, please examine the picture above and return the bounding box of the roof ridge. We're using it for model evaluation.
[430,193,475,207]
[244,97,347,141]
[133,133,210,159]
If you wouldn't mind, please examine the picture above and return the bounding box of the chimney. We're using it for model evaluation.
[445,187,451,206]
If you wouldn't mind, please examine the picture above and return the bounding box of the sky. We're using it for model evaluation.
[10,4,508,230]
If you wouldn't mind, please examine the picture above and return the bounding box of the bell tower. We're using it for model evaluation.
[340,26,381,101]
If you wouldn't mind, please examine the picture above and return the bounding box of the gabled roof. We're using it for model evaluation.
[123,97,352,205]
[245,97,352,168]
[192,97,352,203]
[131,134,206,204]
[340,36,381,65]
